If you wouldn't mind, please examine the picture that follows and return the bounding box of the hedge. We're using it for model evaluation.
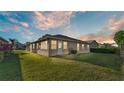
[90,48,120,54]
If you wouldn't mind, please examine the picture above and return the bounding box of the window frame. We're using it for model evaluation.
[63,41,67,50]
[40,40,48,50]
[82,44,84,50]
[51,40,57,49]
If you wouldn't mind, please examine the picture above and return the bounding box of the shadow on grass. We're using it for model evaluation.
[0,53,22,81]
[20,52,28,56]
[56,53,123,71]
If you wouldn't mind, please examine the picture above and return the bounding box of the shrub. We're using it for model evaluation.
[70,50,77,54]
[90,48,120,54]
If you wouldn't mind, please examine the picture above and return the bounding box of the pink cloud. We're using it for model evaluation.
[80,15,124,44]
[8,18,29,28]
[23,30,33,36]
[33,11,74,30]
[80,33,114,44]
[12,26,20,32]
[108,15,124,32]
[20,22,29,27]
[1,25,21,32]
[8,18,18,23]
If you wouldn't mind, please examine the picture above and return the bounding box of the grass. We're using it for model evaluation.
[59,53,123,71]
[0,50,123,81]
[0,51,4,62]
[0,52,22,80]
[14,50,122,81]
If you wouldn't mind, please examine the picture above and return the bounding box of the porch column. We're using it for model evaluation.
[48,39,51,56]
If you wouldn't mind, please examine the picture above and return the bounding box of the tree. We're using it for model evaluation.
[114,30,124,46]
[9,38,17,49]
[9,39,15,45]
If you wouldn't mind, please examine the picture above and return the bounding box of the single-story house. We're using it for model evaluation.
[26,34,90,56]
[85,40,99,48]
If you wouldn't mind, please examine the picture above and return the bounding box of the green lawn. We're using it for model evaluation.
[0,52,4,62]
[17,50,122,80]
[0,50,123,81]
[59,53,123,71]
[0,53,22,80]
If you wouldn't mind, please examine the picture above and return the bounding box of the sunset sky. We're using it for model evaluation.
[0,11,124,43]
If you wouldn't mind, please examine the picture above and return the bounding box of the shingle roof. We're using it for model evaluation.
[33,34,87,44]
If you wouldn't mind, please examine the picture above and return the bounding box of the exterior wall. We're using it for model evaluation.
[49,40,90,56]
[31,43,36,53]
[84,44,90,52]
[27,40,49,56]
[63,41,69,55]
[27,39,90,57]
[68,41,77,51]
[77,43,90,53]
[49,39,69,56]
[49,39,60,56]
[37,49,49,56]
[68,42,90,53]
[37,40,49,56]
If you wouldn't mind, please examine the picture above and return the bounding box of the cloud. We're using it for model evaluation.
[23,29,33,36]
[20,22,29,27]
[108,15,124,32]
[8,18,29,28]
[0,23,21,32]
[80,15,124,44]
[8,18,18,23]
[33,11,75,30]
[21,29,34,41]
[62,25,81,38]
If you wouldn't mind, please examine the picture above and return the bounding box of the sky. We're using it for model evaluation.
[0,11,124,44]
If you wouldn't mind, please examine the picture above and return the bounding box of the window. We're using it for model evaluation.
[32,44,35,49]
[82,44,84,49]
[63,41,67,49]
[77,43,80,51]
[51,40,57,49]
[87,45,90,49]
[41,41,48,49]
